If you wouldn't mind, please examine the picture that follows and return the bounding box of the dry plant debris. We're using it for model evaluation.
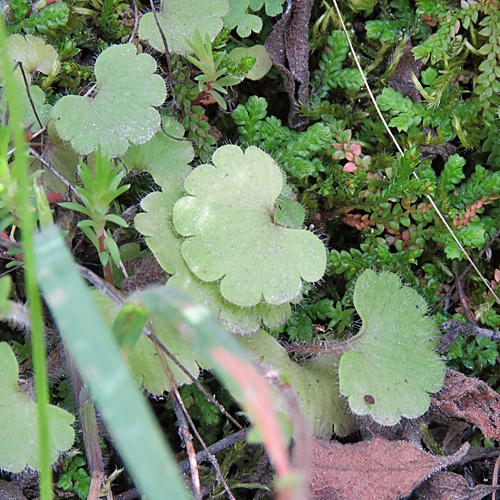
[431,368,500,440]
[309,436,469,500]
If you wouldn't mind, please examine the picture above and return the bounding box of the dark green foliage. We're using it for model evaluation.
[173,67,217,162]
[446,335,499,374]
[6,0,70,35]
[316,31,364,92]
[365,0,428,42]
[57,455,92,500]
[164,382,235,446]
[97,0,130,41]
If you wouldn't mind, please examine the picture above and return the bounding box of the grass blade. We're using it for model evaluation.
[34,224,191,500]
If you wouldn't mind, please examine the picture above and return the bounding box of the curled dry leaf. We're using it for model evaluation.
[264,0,313,128]
[309,436,469,500]
[413,471,500,500]
[431,368,500,440]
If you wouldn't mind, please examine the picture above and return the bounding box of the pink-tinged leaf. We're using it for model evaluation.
[431,368,500,440]
[413,471,500,500]
[309,436,469,500]
[0,231,23,260]
[211,347,291,478]
[351,143,362,156]
[343,162,359,172]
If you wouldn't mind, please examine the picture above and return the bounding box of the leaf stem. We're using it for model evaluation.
[0,16,52,500]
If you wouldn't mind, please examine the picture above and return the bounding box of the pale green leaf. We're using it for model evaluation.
[173,145,326,307]
[136,185,291,333]
[225,0,263,37]
[229,45,272,80]
[339,270,445,426]
[249,0,285,16]
[122,115,194,187]
[0,342,75,472]
[0,81,52,133]
[52,44,166,157]
[91,289,201,394]
[241,330,357,438]
[138,0,228,54]
[2,34,60,84]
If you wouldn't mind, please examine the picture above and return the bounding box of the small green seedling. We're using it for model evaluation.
[185,29,242,109]
[59,149,129,279]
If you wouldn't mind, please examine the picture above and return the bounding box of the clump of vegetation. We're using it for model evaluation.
[1,0,500,498]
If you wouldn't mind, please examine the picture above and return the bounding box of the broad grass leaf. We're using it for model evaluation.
[138,0,228,54]
[172,145,326,307]
[0,343,75,472]
[339,269,445,426]
[52,44,166,157]
[91,289,200,394]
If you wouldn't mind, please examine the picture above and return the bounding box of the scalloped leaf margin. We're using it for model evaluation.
[52,44,166,157]
[172,145,326,308]
[339,269,445,426]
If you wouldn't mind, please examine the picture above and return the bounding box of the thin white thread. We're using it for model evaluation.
[330,0,500,305]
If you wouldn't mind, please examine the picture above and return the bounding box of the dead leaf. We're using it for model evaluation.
[388,38,423,103]
[264,0,313,128]
[309,436,469,500]
[431,369,500,440]
[413,471,500,500]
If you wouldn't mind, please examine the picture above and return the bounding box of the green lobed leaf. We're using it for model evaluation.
[248,0,285,15]
[229,45,272,80]
[2,34,60,84]
[0,342,75,472]
[241,330,357,438]
[338,269,445,426]
[129,120,292,332]
[52,44,166,157]
[138,0,228,54]
[225,0,263,37]
[172,145,326,307]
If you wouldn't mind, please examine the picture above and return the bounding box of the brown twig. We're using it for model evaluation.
[452,260,477,325]
[29,147,80,198]
[127,0,139,44]
[159,344,236,499]
[77,265,243,429]
[18,62,44,131]
[148,0,176,102]
[430,226,500,315]
[159,347,202,500]
[114,428,250,500]
[439,319,500,353]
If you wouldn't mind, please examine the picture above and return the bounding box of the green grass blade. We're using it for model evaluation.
[34,224,191,500]
[0,17,52,499]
